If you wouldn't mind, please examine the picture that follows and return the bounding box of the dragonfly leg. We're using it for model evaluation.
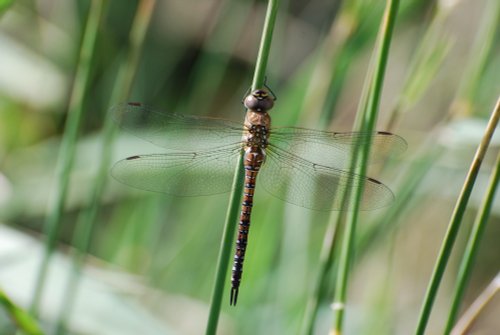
[263,81,277,101]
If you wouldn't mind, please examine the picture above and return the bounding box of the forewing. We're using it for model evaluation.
[270,128,407,169]
[111,146,241,196]
[111,103,244,150]
[259,146,394,211]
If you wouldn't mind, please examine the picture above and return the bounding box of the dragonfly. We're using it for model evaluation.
[111,89,406,305]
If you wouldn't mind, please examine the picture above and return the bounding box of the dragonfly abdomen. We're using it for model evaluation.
[230,147,265,306]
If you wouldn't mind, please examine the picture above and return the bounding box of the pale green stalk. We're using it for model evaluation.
[300,5,379,332]
[0,289,44,335]
[454,0,500,113]
[387,20,451,129]
[205,156,244,335]
[181,0,252,115]
[52,1,156,334]
[251,0,280,90]
[29,0,105,316]
[300,212,342,335]
[450,273,500,334]
[205,1,280,334]
[332,0,400,333]
[414,97,500,335]
[444,150,500,334]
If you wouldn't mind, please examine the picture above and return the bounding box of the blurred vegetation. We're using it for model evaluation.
[0,0,499,334]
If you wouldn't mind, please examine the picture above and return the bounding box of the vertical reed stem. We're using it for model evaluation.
[450,274,500,335]
[252,0,280,90]
[0,289,43,335]
[444,150,500,334]
[29,0,105,316]
[415,97,500,335]
[332,0,400,333]
[53,1,156,334]
[205,1,280,334]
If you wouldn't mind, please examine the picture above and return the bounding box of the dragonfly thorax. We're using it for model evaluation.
[243,109,271,150]
[245,125,269,149]
[243,89,274,112]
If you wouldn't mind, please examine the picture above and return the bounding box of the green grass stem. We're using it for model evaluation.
[252,0,280,90]
[443,150,500,334]
[414,96,500,335]
[300,2,401,331]
[332,0,400,333]
[181,1,252,115]
[387,17,451,129]
[205,1,280,334]
[0,289,44,335]
[450,273,500,334]
[300,12,386,330]
[29,0,105,316]
[454,0,500,114]
[300,212,342,335]
[205,156,244,335]
[319,1,386,124]
[53,1,156,334]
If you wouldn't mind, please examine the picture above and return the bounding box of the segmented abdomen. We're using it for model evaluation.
[230,147,264,305]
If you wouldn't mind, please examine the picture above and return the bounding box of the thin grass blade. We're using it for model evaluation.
[414,97,500,335]
[332,0,400,333]
[205,0,280,334]
[444,150,500,334]
[53,1,157,334]
[451,273,500,335]
[0,289,44,335]
[29,0,106,316]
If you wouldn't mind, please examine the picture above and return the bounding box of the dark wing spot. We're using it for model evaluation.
[127,102,142,107]
[367,177,382,184]
[377,131,393,135]
[126,155,141,160]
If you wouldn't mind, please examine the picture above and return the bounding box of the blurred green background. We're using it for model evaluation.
[0,0,499,334]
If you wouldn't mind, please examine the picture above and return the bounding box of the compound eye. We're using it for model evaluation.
[243,89,274,111]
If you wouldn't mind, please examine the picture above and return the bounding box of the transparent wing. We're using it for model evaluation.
[111,103,245,150]
[111,145,241,196]
[259,146,394,211]
[270,128,407,170]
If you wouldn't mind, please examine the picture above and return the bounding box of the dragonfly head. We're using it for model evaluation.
[244,89,274,112]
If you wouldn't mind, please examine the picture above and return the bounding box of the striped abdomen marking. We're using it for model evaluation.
[230,147,265,306]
